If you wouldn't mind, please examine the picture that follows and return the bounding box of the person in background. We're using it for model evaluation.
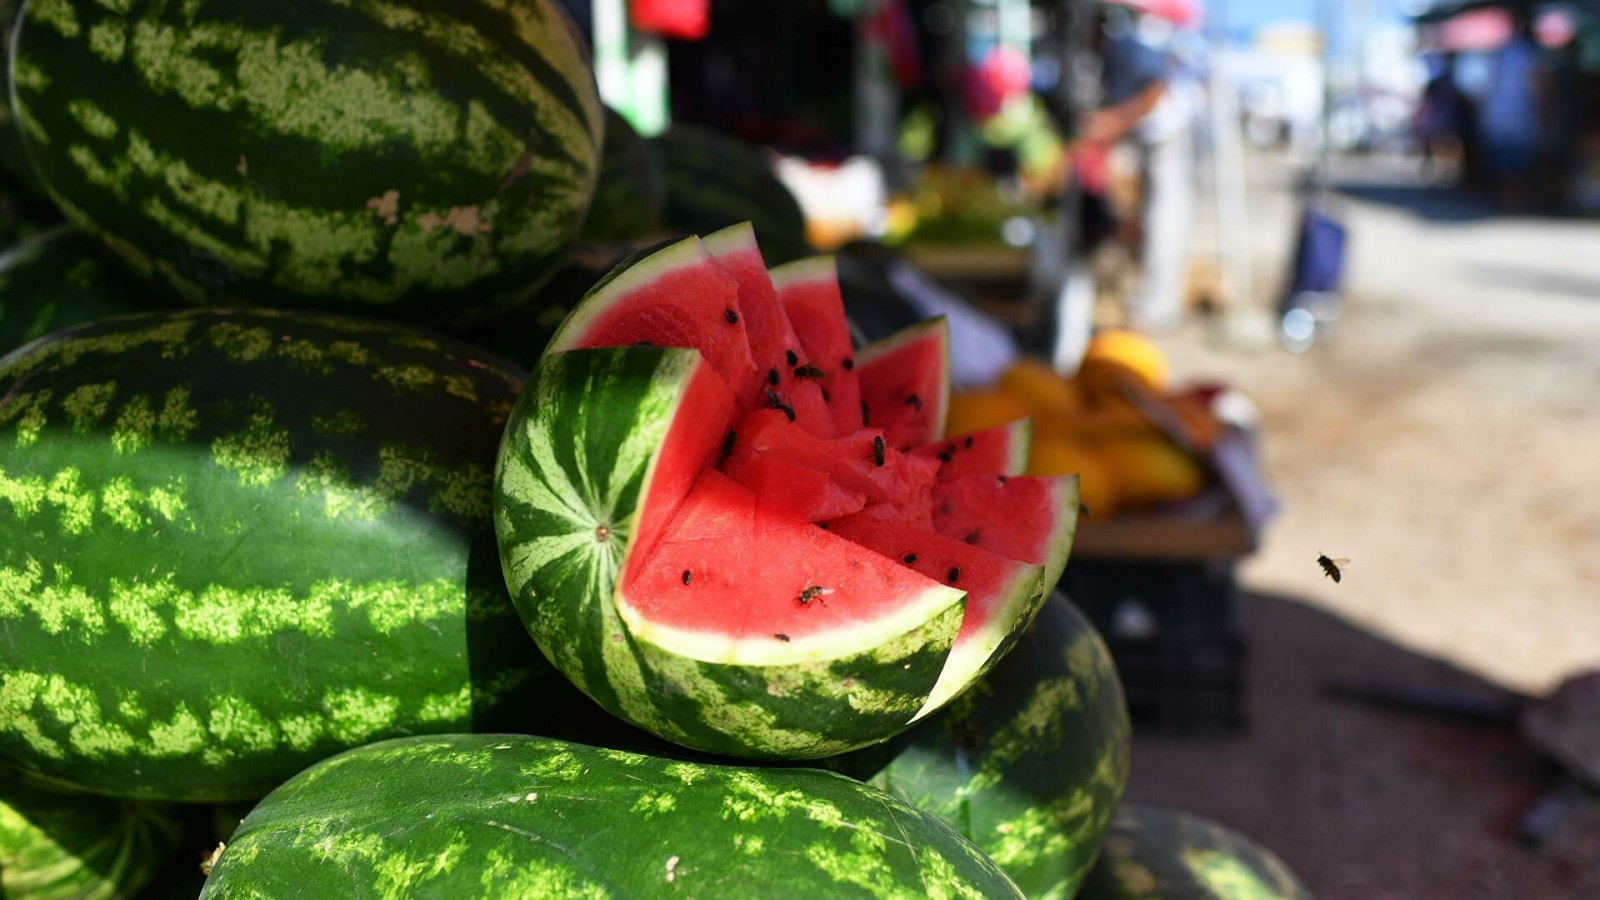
[1413,50,1468,183]
[1477,9,1547,211]
[1078,3,1196,333]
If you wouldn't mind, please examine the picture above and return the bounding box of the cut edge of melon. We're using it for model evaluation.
[616,573,967,668]
[858,316,952,441]
[546,234,709,354]
[1000,417,1034,475]
[768,253,838,292]
[911,561,1048,722]
[701,220,760,258]
[1038,474,1082,591]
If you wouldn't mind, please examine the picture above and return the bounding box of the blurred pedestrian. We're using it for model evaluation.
[1478,10,1547,211]
[1413,51,1467,182]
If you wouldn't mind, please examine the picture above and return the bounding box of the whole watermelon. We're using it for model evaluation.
[11,0,603,326]
[200,733,1025,898]
[657,125,812,266]
[0,308,556,802]
[579,107,666,243]
[828,592,1131,899]
[1078,805,1316,900]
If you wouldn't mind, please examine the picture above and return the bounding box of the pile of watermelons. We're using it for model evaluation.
[0,2,1314,898]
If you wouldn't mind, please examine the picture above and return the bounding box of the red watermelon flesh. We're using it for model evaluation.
[771,256,865,436]
[620,469,964,655]
[856,318,950,451]
[704,224,835,434]
[932,474,1081,596]
[911,418,1033,480]
[824,512,1047,718]
[548,235,761,402]
[718,440,867,522]
[728,407,939,507]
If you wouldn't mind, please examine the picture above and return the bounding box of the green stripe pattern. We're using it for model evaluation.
[12,0,602,325]
[1078,805,1315,900]
[0,308,555,801]
[199,733,1025,899]
[494,346,962,759]
[0,224,166,357]
[1,767,185,900]
[658,125,812,266]
[828,593,1132,900]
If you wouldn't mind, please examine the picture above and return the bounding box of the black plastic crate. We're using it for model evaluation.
[1059,557,1249,734]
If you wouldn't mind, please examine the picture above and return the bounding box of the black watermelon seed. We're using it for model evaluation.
[821,388,830,402]
[786,349,799,366]
[937,451,953,463]
[768,368,780,386]
[794,365,825,380]
[842,358,854,371]
[965,532,980,545]
[774,633,791,642]
[903,553,918,564]
[721,428,736,458]
[633,340,654,346]
[765,389,795,422]
[872,435,885,467]
[725,309,739,324]
[948,567,961,584]
[682,570,692,585]
[997,475,1008,485]
[818,522,829,529]
[906,393,922,411]
[964,436,974,449]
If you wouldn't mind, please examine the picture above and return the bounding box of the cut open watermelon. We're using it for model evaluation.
[911,418,1033,480]
[495,224,1079,759]
[771,256,864,436]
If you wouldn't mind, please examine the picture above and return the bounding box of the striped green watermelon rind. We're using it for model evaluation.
[657,124,812,266]
[198,733,1024,899]
[12,0,602,325]
[1,766,187,899]
[1077,805,1315,900]
[0,308,557,801]
[0,224,168,357]
[826,593,1132,900]
[494,346,968,758]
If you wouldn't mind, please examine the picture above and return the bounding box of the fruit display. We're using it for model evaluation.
[1077,805,1315,900]
[0,2,1311,895]
[948,331,1226,522]
[199,733,1026,898]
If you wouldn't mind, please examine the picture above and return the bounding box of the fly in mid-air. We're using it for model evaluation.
[1317,553,1351,583]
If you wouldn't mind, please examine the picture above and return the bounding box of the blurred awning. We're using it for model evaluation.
[1103,0,1203,28]
[1415,0,1587,49]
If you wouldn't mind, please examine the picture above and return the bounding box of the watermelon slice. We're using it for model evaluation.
[933,473,1081,593]
[547,235,761,402]
[857,317,950,450]
[704,224,834,433]
[911,418,1033,480]
[771,255,864,435]
[822,512,1048,720]
[495,225,1079,759]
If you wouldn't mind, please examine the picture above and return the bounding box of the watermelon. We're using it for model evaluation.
[771,254,865,436]
[1078,805,1314,900]
[579,107,667,243]
[657,124,812,266]
[0,224,166,356]
[495,232,1079,758]
[11,0,602,325]
[933,474,1079,579]
[0,308,557,801]
[858,317,952,450]
[199,733,1024,898]
[1,767,187,898]
[828,593,1132,899]
[912,418,1033,480]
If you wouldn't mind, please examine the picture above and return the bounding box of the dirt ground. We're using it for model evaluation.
[1104,155,1600,898]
